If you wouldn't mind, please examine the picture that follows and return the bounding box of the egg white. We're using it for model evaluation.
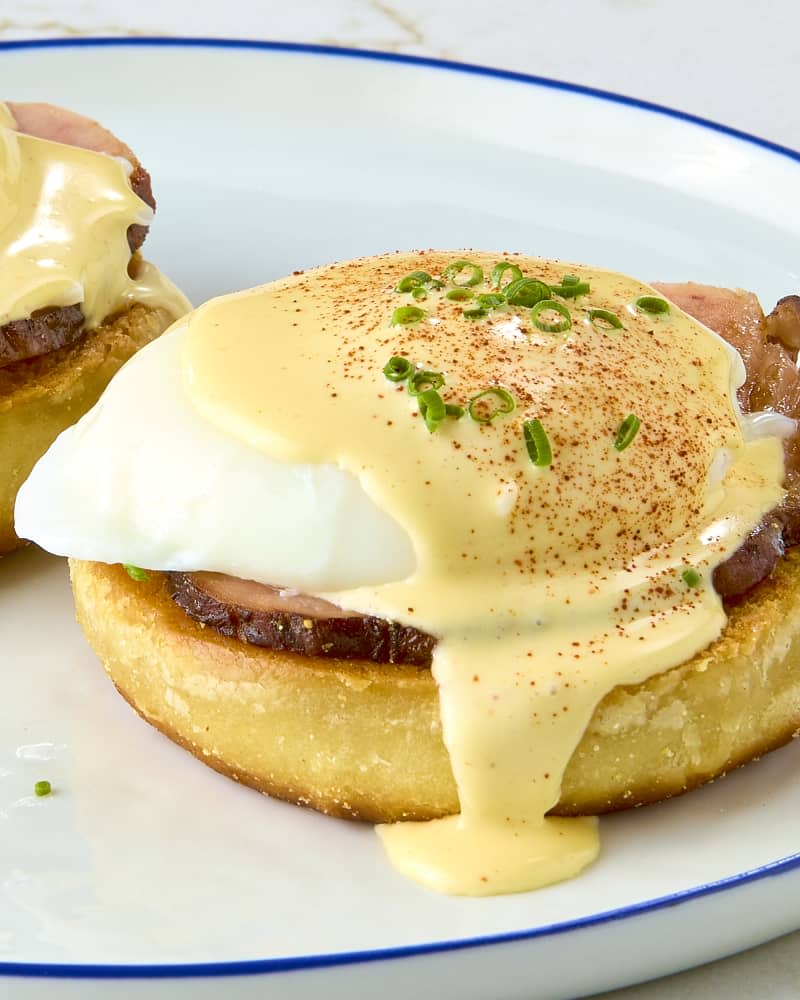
[14,323,416,591]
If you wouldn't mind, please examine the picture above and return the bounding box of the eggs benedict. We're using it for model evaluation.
[15,250,800,896]
[0,100,189,555]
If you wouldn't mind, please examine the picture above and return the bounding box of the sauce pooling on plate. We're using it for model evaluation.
[183,250,784,895]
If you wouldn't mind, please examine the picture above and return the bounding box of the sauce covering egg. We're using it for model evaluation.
[15,250,786,895]
[0,101,187,328]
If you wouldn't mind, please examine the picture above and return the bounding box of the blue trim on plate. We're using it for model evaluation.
[1,36,799,979]
[3,35,800,164]
[3,851,800,979]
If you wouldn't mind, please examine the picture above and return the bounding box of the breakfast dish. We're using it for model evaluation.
[16,249,800,897]
[4,38,800,1000]
[0,100,189,555]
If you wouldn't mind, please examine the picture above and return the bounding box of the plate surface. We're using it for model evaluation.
[2,39,800,1000]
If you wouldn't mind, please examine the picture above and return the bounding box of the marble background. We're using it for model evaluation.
[2,2,799,998]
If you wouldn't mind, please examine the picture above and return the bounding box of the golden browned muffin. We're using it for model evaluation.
[1,302,177,555]
[70,556,800,823]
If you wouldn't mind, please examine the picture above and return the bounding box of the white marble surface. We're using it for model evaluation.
[2,2,799,997]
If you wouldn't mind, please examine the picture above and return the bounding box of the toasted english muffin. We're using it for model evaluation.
[69,556,800,822]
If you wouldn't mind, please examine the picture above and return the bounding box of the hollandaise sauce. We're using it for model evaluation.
[183,250,784,896]
[0,101,186,327]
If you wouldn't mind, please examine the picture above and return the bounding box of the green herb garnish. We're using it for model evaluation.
[455,291,508,317]
[634,296,670,315]
[490,262,524,290]
[446,288,475,302]
[383,356,414,382]
[552,280,590,298]
[34,780,51,797]
[395,270,435,293]
[408,370,445,396]
[523,419,552,467]
[476,293,506,309]
[467,387,516,424]
[504,278,551,308]
[418,388,447,433]
[443,259,484,287]
[530,299,572,333]
[589,308,624,331]
[614,414,641,452]
[123,564,149,582]
[391,305,426,326]
[682,568,702,589]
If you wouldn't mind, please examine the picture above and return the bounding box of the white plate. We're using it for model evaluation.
[2,39,800,1000]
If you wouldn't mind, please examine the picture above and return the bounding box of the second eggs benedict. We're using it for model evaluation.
[0,100,189,555]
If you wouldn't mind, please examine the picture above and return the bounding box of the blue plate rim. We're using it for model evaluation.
[2,35,799,164]
[2,35,799,980]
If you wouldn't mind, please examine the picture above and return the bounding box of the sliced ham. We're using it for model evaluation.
[168,572,436,667]
[712,516,785,598]
[656,281,800,585]
[6,101,155,254]
[0,305,84,370]
[6,101,138,164]
[765,295,800,354]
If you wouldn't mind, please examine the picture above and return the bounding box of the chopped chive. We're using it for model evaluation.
[123,564,149,582]
[391,305,426,326]
[552,280,590,298]
[530,299,572,333]
[412,287,428,301]
[614,414,641,451]
[461,292,505,317]
[467,387,516,424]
[408,370,445,396]
[445,403,464,419]
[504,277,551,307]
[681,568,702,589]
[490,262,523,290]
[523,419,552,467]
[34,780,51,797]
[476,293,506,309]
[383,356,414,382]
[418,388,447,433]
[561,274,580,286]
[443,259,484,287]
[635,295,670,315]
[446,288,475,302]
[395,270,434,293]
[589,308,624,331]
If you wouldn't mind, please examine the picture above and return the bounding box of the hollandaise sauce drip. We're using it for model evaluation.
[182,251,784,896]
[0,101,187,327]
